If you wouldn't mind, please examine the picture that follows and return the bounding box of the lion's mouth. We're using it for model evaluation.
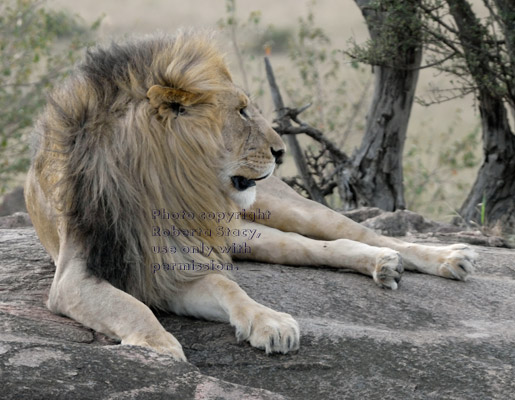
[231,174,269,191]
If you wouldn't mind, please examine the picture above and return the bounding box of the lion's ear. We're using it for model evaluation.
[147,85,202,116]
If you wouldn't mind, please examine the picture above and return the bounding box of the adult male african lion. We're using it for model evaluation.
[25,31,476,361]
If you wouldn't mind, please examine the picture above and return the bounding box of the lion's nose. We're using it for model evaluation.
[271,147,285,164]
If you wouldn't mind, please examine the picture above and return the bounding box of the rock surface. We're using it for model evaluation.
[1,226,515,399]
[0,186,26,217]
[0,212,32,229]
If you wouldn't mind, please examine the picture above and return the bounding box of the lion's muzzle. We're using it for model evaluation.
[231,173,271,191]
[231,176,257,191]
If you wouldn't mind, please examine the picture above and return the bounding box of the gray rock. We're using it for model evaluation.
[341,207,385,223]
[0,186,26,217]
[1,227,514,399]
[0,212,32,228]
[360,209,448,236]
[356,209,509,247]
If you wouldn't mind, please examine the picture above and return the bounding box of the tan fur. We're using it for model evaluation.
[25,31,476,361]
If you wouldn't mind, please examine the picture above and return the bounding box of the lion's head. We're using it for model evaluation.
[145,52,285,209]
[31,31,285,306]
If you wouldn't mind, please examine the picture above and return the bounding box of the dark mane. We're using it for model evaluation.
[35,32,237,304]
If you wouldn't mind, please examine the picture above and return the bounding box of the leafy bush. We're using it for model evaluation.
[0,0,100,193]
[403,112,481,220]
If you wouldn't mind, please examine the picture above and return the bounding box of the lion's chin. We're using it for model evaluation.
[227,170,272,208]
[229,185,257,209]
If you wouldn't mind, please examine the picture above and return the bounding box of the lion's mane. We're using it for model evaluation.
[32,32,240,307]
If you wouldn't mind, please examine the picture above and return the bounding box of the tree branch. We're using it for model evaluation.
[281,124,349,163]
[264,56,327,204]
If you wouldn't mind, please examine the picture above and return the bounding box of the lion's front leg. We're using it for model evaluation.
[233,222,403,289]
[397,243,477,280]
[49,240,186,361]
[168,274,300,354]
[253,176,477,281]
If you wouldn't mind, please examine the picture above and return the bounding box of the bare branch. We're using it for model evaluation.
[280,176,309,196]
[265,56,327,204]
[281,124,349,163]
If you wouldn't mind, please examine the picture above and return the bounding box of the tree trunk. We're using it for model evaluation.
[459,93,515,228]
[492,0,515,121]
[344,0,423,211]
[447,0,515,231]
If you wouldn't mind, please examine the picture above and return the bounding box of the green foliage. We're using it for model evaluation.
[248,26,292,54]
[284,4,337,126]
[0,0,100,193]
[403,113,481,220]
[346,0,422,67]
[281,2,371,148]
[218,0,261,95]
[413,0,513,106]
[218,0,292,54]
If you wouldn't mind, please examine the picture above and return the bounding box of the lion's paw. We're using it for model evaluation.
[373,249,403,290]
[231,305,300,354]
[436,244,477,281]
[122,330,187,361]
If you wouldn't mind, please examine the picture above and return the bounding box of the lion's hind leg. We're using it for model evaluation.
[48,238,187,361]
[168,273,300,354]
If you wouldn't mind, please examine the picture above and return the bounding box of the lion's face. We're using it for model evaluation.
[217,86,286,208]
[145,58,285,210]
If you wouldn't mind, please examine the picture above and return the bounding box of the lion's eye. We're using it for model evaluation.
[239,107,249,119]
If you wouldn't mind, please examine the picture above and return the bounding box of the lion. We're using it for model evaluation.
[25,31,477,361]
